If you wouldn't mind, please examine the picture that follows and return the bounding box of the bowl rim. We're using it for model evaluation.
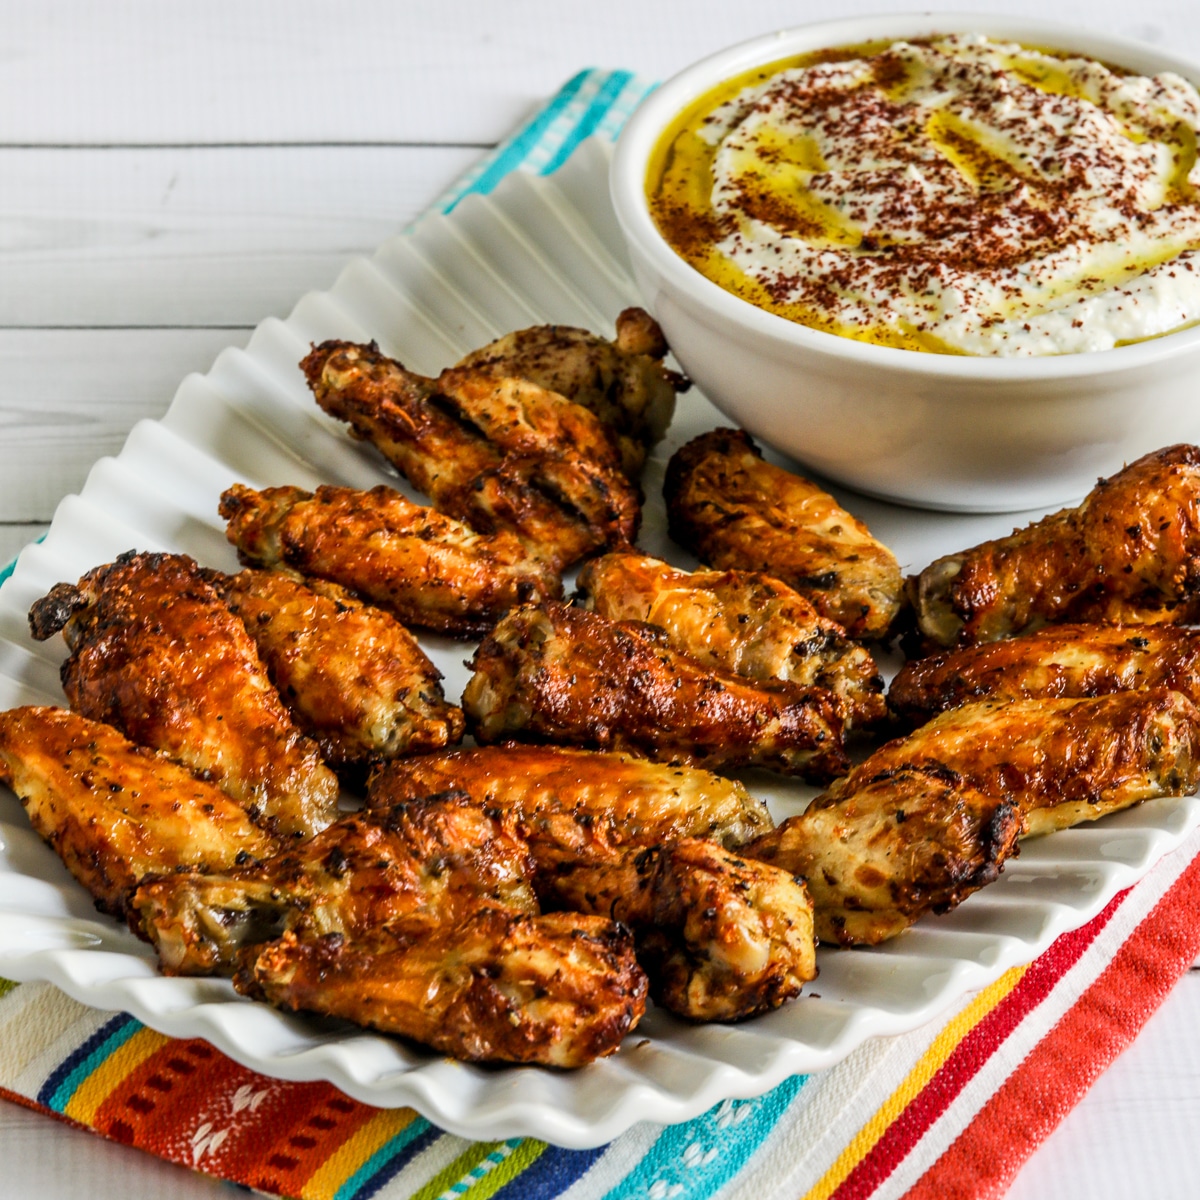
[610,11,1200,380]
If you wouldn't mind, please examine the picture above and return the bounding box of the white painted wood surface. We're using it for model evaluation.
[3,2,1200,1196]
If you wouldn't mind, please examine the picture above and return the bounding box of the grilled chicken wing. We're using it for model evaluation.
[367,744,774,852]
[577,551,886,728]
[542,838,815,1021]
[28,552,339,841]
[369,751,812,1021]
[663,429,904,639]
[832,690,1200,837]
[301,340,640,571]
[462,601,849,779]
[746,764,1023,946]
[219,483,559,638]
[218,569,463,774]
[135,794,647,1066]
[910,445,1200,648]
[456,307,686,477]
[0,706,277,917]
[237,908,645,1067]
[889,623,1200,725]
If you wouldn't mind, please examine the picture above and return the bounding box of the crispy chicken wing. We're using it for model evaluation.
[889,623,1200,725]
[236,908,645,1067]
[28,552,338,841]
[746,764,1023,946]
[577,551,886,728]
[462,601,849,779]
[909,445,1200,648]
[367,744,774,852]
[0,706,277,917]
[540,838,816,1021]
[219,483,559,638]
[663,429,904,639]
[218,569,464,774]
[134,794,647,1066]
[832,690,1200,837]
[456,307,686,477]
[301,340,640,571]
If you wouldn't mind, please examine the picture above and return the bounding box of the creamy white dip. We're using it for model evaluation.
[656,35,1200,355]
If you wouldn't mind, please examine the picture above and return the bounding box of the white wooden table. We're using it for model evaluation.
[3,2,1200,1196]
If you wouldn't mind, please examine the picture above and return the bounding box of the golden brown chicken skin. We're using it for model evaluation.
[218,569,464,775]
[462,601,849,780]
[541,838,816,1021]
[0,706,277,918]
[746,764,1023,947]
[236,908,646,1068]
[831,690,1200,837]
[301,340,640,571]
[889,623,1200,726]
[456,307,686,477]
[28,552,338,841]
[132,794,539,976]
[663,429,904,639]
[909,445,1200,649]
[219,483,559,639]
[577,551,886,728]
[367,744,773,853]
[135,793,647,1067]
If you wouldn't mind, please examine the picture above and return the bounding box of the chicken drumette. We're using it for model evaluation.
[218,568,464,775]
[889,622,1200,725]
[455,307,686,477]
[0,706,278,918]
[663,429,904,639]
[133,794,647,1067]
[462,601,848,779]
[29,552,339,841]
[302,340,639,571]
[909,444,1200,649]
[577,550,885,728]
[220,482,559,638]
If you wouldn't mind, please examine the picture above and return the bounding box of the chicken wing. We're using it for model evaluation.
[830,690,1200,837]
[0,706,277,917]
[462,601,849,779]
[909,445,1200,649]
[889,623,1200,725]
[455,307,686,477]
[367,744,774,853]
[218,569,464,774]
[301,340,640,571]
[236,908,645,1067]
[663,429,904,639]
[134,794,647,1066]
[577,550,886,728]
[219,483,559,638]
[28,552,338,841]
[745,764,1023,946]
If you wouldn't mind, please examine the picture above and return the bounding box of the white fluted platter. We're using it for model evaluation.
[0,137,1196,1148]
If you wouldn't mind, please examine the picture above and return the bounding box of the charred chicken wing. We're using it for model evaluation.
[219,483,559,638]
[28,552,338,841]
[462,601,849,779]
[0,706,277,917]
[455,307,686,477]
[577,550,886,728]
[746,764,1023,946]
[889,623,1200,725]
[218,569,464,774]
[910,445,1200,648]
[301,340,639,571]
[663,429,904,639]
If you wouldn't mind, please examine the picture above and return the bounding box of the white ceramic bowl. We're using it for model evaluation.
[612,14,1200,513]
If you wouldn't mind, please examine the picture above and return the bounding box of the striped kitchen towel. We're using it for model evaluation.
[3,69,1200,1200]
